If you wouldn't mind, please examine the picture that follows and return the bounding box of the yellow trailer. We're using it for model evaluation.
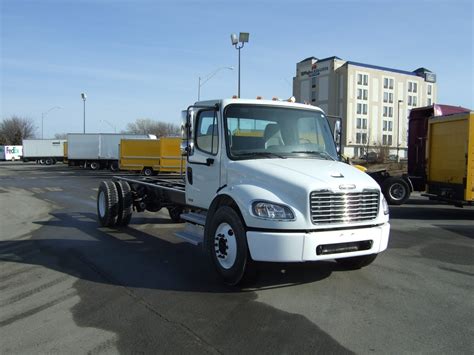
[119,137,183,176]
[427,111,474,204]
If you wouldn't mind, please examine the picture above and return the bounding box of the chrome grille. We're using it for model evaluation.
[310,190,379,224]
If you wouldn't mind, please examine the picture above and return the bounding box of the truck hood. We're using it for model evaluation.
[227,158,379,193]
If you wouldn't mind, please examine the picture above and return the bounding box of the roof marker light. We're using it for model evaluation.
[256,96,263,100]
[232,95,238,99]
[287,96,296,103]
[272,97,279,101]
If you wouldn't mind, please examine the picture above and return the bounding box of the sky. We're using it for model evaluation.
[1,0,473,138]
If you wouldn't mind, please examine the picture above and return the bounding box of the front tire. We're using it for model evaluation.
[383,177,410,205]
[336,254,377,270]
[97,180,119,227]
[206,206,251,286]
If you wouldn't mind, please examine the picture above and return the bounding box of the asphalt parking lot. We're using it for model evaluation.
[0,162,473,354]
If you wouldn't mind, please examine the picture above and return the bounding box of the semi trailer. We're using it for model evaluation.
[67,133,153,170]
[96,98,390,285]
[22,139,66,164]
[119,137,183,176]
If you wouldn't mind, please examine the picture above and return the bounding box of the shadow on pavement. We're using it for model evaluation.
[0,211,354,353]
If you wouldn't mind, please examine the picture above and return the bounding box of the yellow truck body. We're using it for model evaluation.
[63,141,68,163]
[427,112,474,202]
[119,137,183,174]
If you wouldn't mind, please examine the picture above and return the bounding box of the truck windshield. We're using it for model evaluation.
[224,104,338,160]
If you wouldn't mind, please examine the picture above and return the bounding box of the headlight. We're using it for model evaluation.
[382,196,389,215]
[251,201,295,220]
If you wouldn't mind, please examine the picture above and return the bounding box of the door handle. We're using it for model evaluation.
[206,158,214,166]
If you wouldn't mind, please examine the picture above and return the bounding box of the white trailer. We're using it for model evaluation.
[0,145,23,161]
[96,98,390,285]
[22,139,66,165]
[67,133,152,170]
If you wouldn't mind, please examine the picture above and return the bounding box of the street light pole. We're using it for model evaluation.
[81,93,87,134]
[397,99,403,162]
[230,32,249,98]
[41,106,62,139]
[197,66,233,101]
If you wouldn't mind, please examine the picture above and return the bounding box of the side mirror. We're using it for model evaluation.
[334,119,342,155]
[181,108,196,156]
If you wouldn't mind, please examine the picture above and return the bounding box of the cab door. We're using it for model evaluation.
[185,108,221,209]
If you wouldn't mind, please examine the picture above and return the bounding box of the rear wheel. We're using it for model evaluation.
[336,254,377,270]
[114,180,133,226]
[45,158,53,165]
[97,180,119,227]
[383,177,410,205]
[90,161,100,170]
[110,162,119,172]
[206,206,252,286]
[143,167,153,176]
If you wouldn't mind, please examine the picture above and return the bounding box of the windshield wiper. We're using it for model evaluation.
[290,151,335,161]
[234,152,287,159]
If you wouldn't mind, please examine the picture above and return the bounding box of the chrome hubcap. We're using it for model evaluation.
[214,223,237,269]
[389,183,406,200]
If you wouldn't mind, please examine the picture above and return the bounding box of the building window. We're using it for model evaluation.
[389,93,393,103]
[413,82,417,93]
[362,133,367,144]
[357,74,362,85]
[427,98,432,106]
[383,134,393,146]
[362,118,367,129]
[383,92,388,103]
[384,78,389,89]
[311,76,316,88]
[357,103,362,114]
[408,96,412,106]
[363,103,367,115]
[383,120,387,131]
[356,132,361,144]
[363,74,368,85]
[357,89,362,100]
[388,121,393,131]
[311,91,316,102]
[427,84,432,95]
[357,118,361,129]
[383,106,388,117]
[389,107,393,117]
[389,78,394,89]
[363,89,368,100]
[413,96,417,106]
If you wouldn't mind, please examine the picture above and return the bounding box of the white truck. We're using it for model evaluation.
[0,145,23,161]
[22,139,66,165]
[96,98,390,285]
[67,133,153,170]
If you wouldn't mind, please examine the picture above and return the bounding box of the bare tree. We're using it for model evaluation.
[125,118,180,138]
[54,133,68,139]
[0,116,37,145]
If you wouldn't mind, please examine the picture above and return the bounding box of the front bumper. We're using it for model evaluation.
[246,223,390,262]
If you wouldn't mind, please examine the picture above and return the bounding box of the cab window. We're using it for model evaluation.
[195,110,219,155]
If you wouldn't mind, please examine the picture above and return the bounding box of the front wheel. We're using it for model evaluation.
[206,206,252,286]
[336,254,377,270]
[383,177,410,205]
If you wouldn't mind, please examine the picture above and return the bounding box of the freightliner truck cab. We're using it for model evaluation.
[97,98,390,285]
